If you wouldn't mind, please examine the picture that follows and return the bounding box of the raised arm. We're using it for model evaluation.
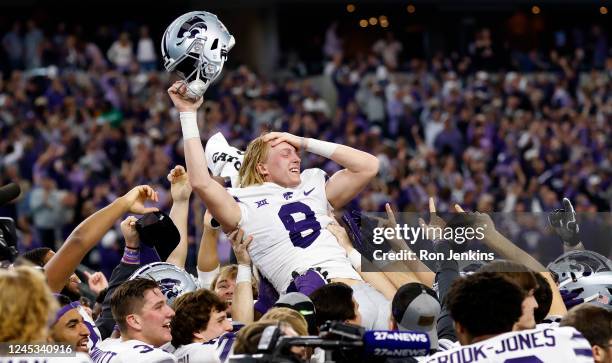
[44,185,159,293]
[262,132,379,209]
[196,210,221,289]
[461,209,567,317]
[166,165,192,268]
[167,81,241,231]
[227,228,254,324]
[327,223,397,300]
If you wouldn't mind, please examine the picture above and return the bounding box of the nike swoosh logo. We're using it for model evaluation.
[304,187,315,196]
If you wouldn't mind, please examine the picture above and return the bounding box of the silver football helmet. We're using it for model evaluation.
[547,250,612,306]
[161,11,235,98]
[129,262,200,305]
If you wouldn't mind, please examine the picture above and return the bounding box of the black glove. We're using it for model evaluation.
[548,198,581,247]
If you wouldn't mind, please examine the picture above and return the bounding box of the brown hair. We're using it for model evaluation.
[170,289,228,347]
[262,307,308,336]
[561,304,612,348]
[211,265,238,290]
[0,266,58,342]
[234,320,290,354]
[110,278,159,333]
[211,264,258,298]
[238,134,270,187]
[479,260,538,293]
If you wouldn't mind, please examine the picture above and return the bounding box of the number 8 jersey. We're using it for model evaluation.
[228,168,361,294]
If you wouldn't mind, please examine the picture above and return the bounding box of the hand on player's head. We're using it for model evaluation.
[262,132,303,150]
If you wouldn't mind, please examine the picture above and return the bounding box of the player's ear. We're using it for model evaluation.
[126,314,141,331]
[193,329,206,341]
[591,345,604,362]
[388,316,396,330]
[256,163,268,177]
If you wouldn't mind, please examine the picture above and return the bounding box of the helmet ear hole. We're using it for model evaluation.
[211,39,218,50]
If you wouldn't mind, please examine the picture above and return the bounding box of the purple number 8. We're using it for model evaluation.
[278,202,321,248]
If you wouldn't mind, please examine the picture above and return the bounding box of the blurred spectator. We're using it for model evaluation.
[29,173,75,250]
[107,32,133,72]
[24,20,43,70]
[2,22,23,70]
[372,32,403,70]
[136,26,157,72]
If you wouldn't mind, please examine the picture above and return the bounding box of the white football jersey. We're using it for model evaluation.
[174,333,236,363]
[424,326,593,363]
[228,168,361,293]
[0,352,91,363]
[90,339,177,363]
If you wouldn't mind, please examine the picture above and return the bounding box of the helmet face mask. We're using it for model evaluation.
[162,11,235,97]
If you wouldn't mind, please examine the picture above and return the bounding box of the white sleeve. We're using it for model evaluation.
[197,265,221,290]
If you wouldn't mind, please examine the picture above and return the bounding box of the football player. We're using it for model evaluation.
[168,81,389,329]
[171,289,234,363]
[50,294,91,353]
[425,272,594,363]
[91,278,177,363]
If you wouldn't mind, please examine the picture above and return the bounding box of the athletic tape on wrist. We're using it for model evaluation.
[236,264,252,284]
[305,138,337,159]
[180,112,200,140]
[348,249,362,271]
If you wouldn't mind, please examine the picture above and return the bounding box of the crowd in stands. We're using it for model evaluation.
[0,15,610,363]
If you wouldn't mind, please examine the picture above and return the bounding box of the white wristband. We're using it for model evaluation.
[305,138,337,159]
[180,112,200,140]
[348,249,362,271]
[236,264,252,284]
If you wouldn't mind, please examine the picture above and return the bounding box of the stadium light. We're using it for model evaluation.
[600,6,608,15]
[347,4,355,13]
[359,19,368,27]
[369,17,378,25]
[531,5,541,14]
[381,20,389,28]
[407,4,416,14]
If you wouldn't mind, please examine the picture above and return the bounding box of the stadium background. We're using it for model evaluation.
[0,0,609,277]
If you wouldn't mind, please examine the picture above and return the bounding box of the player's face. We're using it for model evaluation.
[261,142,301,188]
[201,309,233,342]
[514,290,538,330]
[138,288,175,347]
[215,276,236,307]
[50,308,90,353]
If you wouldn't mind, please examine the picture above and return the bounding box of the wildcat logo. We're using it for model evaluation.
[176,17,208,47]
[283,192,293,200]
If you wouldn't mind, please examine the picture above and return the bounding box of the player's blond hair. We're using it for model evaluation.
[261,307,308,336]
[238,134,270,187]
[0,266,58,342]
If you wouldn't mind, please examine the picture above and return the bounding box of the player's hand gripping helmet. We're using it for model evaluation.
[161,11,235,99]
[129,262,200,305]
